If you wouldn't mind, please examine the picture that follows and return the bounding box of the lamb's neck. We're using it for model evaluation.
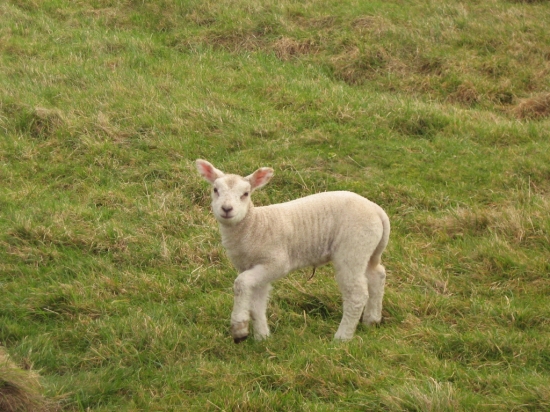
[219,204,260,244]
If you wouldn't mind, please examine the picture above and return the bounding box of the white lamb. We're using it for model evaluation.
[196,159,390,342]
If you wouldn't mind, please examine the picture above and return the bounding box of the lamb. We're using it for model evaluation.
[196,159,390,343]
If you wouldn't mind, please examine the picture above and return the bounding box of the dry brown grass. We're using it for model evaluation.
[0,348,53,412]
[512,93,550,120]
[330,46,389,85]
[0,104,65,140]
[352,15,391,36]
[380,379,459,412]
[420,204,548,248]
[205,30,266,53]
[447,81,480,105]
[272,36,317,61]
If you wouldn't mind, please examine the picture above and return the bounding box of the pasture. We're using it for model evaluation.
[1,0,549,410]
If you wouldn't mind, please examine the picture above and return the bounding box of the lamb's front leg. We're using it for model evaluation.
[230,265,273,343]
[250,284,272,341]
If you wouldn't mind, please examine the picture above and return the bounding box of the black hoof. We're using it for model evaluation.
[233,335,248,344]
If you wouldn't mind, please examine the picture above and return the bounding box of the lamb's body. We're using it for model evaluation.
[196,160,390,342]
[221,192,385,273]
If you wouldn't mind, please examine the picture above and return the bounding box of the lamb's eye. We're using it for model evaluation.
[242,192,249,198]
[213,188,219,194]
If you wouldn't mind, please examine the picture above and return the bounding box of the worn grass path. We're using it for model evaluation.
[1,0,549,410]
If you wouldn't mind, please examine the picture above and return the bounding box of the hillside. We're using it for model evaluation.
[1,0,549,410]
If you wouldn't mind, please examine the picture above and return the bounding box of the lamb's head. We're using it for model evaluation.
[196,159,274,226]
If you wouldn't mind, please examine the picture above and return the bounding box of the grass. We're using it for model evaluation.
[1,0,549,410]
[0,347,53,412]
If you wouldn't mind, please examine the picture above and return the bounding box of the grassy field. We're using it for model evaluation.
[1,0,550,410]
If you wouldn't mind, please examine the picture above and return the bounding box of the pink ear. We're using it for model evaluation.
[247,167,274,190]
[196,159,223,184]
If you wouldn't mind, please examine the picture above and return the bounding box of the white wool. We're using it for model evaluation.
[196,159,390,342]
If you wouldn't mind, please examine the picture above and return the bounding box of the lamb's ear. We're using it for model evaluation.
[196,159,224,184]
[246,167,274,191]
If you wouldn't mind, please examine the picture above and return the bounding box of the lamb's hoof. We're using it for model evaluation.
[231,321,249,344]
[254,333,270,341]
[334,335,353,342]
[362,315,382,327]
[233,335,248,344]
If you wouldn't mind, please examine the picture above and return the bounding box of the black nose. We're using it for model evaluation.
[222,206,233,213]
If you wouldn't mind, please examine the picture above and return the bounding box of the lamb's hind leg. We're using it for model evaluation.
[333,258,369,341]
[362,262,386,326]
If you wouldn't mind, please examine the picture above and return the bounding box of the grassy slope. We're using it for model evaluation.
[1,0,549,410]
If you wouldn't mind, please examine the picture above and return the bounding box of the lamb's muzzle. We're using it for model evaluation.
[196,159,390,342]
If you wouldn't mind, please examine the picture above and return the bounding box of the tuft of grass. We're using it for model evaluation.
[513,93,550,120]
[0,347,55,412]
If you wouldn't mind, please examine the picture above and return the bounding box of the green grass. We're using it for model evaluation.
[1,0,549,410]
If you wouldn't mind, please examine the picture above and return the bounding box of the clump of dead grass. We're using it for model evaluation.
[512,93,550,120]
[330,46,389,85]
[422,206,540,245]
[25,107,64,139]
[95,111,132,143]
[205,30,266,53]
[1,104,65,140]
[0,348,53,412]
[288,14,340,30]
[352,15,387,33]
[447,81,480,105]
[272,36,317,61]
[380,379,459,412]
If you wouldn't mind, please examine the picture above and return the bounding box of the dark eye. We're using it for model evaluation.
[242,192,249,197]
[213,188,219,194]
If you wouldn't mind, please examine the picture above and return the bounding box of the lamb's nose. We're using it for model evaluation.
[222,206,233,213]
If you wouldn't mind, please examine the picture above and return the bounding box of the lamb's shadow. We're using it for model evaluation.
[284,293,340,321]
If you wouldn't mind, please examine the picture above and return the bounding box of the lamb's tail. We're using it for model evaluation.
[369,206,390,268]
